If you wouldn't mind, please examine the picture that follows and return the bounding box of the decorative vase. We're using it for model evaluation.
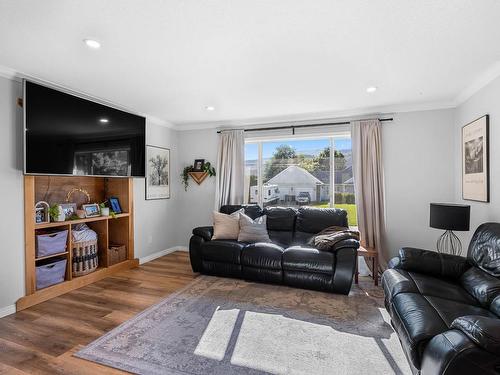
[100,207,110,217]
[76,209,86,219]
[55,205,66,222]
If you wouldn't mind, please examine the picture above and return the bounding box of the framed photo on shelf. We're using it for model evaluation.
[146,145,170,200]
[462,114,489,202]
[193,159,205,171]
[109,197,122,214]
[82,203,100,218]
[60,203,77,220]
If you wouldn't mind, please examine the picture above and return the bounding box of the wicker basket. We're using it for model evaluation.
[108,244,127,266]
[72,240,99,277]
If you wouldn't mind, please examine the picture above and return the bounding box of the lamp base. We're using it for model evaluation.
[437,230,462,256]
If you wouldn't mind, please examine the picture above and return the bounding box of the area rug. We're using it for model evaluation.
[75,275,411,375]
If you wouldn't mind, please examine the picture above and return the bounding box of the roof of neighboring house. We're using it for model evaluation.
[311,165,353,184]
[267,165,323,185]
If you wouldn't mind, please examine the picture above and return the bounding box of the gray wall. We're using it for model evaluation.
[0,77,24,314]
[0,76,181,313]
[454,75,500,246]
[383,109,455,260]
[134,121,180,259]
[174,129,219,246]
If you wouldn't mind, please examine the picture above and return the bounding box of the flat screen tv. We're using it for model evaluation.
[24,80,146,177]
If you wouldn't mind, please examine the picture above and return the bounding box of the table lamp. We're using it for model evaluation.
[430,203,470,256]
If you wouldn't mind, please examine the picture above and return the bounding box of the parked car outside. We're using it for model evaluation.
[296,191,311,204]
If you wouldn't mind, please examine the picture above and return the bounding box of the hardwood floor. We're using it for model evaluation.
[0,251,196,375]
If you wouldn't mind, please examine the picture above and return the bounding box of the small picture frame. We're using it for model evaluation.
[109,197,122,214]
[82,203,100,218]
[60,203,77,220]
[193,159,205,171]
[34,201,50,224]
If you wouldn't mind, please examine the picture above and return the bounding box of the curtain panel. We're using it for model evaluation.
[215,130,245,209]
[351,119,387,271]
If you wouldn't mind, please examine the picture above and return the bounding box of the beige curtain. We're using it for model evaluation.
[351,119,387,271]
[215,130,245,209]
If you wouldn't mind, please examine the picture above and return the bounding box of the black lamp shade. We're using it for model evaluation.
[430,203,470,231]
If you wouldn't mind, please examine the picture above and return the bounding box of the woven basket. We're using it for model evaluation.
[72,240,98,277]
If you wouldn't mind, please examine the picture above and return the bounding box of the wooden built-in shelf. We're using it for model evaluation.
[35,251,69,261]
[19,175,137,311]
[35,212,130,229]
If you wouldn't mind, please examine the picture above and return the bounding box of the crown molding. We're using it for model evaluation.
[173,100,457,131]
[0,64,175,128]
[0,64,22,82]
[455,60,500,105]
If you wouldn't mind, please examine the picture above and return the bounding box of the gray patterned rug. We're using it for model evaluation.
[75,275,411,375]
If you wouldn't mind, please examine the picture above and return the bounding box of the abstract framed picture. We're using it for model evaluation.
[462,115,489,202]
[146,145,170,200]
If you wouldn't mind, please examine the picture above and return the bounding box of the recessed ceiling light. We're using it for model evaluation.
[84,39,101,49]
[366,86,377,93]
[205,106,215,111]
[99,118,109,123]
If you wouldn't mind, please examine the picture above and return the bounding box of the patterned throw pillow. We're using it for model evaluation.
[212,209,244,240]
[238,213,271,243]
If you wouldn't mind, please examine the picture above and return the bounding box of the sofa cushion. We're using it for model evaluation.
[220,204,263,220]
[389,293,449,369]
[264,207,297,247]
[201,240,245,264]
[241,243,284,270]
[295,207,348,234]
[264,207,297,231]
[467,222,500,276]
[283,246,333,274]
[425,296,496,327]
[383,268,478,306]
[460,267,500,309]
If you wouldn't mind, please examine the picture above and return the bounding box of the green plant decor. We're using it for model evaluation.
[181,161,216,191]
[99,201,117,218]
[48,204,61,222]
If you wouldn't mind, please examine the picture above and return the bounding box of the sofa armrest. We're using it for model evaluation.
[332,238,360,252]
[452,315,500,355]
[192,226,213,242]
[391,247,470,279]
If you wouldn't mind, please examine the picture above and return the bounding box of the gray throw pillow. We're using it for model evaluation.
[238,213,271,243]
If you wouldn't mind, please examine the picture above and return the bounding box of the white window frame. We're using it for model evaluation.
[245,131,351,208]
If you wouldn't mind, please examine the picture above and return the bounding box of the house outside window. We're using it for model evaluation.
[244,134,357,226]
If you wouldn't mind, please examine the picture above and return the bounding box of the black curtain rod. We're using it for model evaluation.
[217,118,393,134]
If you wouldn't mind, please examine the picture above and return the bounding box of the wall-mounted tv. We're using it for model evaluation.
[24,80,146,177]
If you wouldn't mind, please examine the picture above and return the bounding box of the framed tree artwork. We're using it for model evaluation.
[462,115,489,202]
[146,145,170,200]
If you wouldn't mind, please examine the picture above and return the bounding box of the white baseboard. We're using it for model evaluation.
[139,246,188,265]
[0,304,16,318]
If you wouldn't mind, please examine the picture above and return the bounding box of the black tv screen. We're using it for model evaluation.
[24,80,146,177]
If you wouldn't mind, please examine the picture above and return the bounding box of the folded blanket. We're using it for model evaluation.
[309,226,360,251]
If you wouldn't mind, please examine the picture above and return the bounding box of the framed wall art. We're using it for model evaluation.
[462,115,489,202]
[146,145,170,200]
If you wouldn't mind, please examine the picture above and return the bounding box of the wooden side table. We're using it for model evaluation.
[355,246,379,286]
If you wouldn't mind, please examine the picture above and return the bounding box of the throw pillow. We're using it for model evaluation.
[238,213,271,243]
[212,209,243,240]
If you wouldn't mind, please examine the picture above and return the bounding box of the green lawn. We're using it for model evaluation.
[311,203,357,227]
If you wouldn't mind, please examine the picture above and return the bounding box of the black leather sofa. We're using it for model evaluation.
[189,205,360,294]
[382,223,500,375]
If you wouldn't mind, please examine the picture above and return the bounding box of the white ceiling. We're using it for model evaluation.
[1,0,500,129]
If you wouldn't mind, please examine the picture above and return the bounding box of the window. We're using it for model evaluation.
[244,135,357,226]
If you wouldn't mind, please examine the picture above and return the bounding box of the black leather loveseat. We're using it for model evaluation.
[382,223,500,375]
[189,205,360,294]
